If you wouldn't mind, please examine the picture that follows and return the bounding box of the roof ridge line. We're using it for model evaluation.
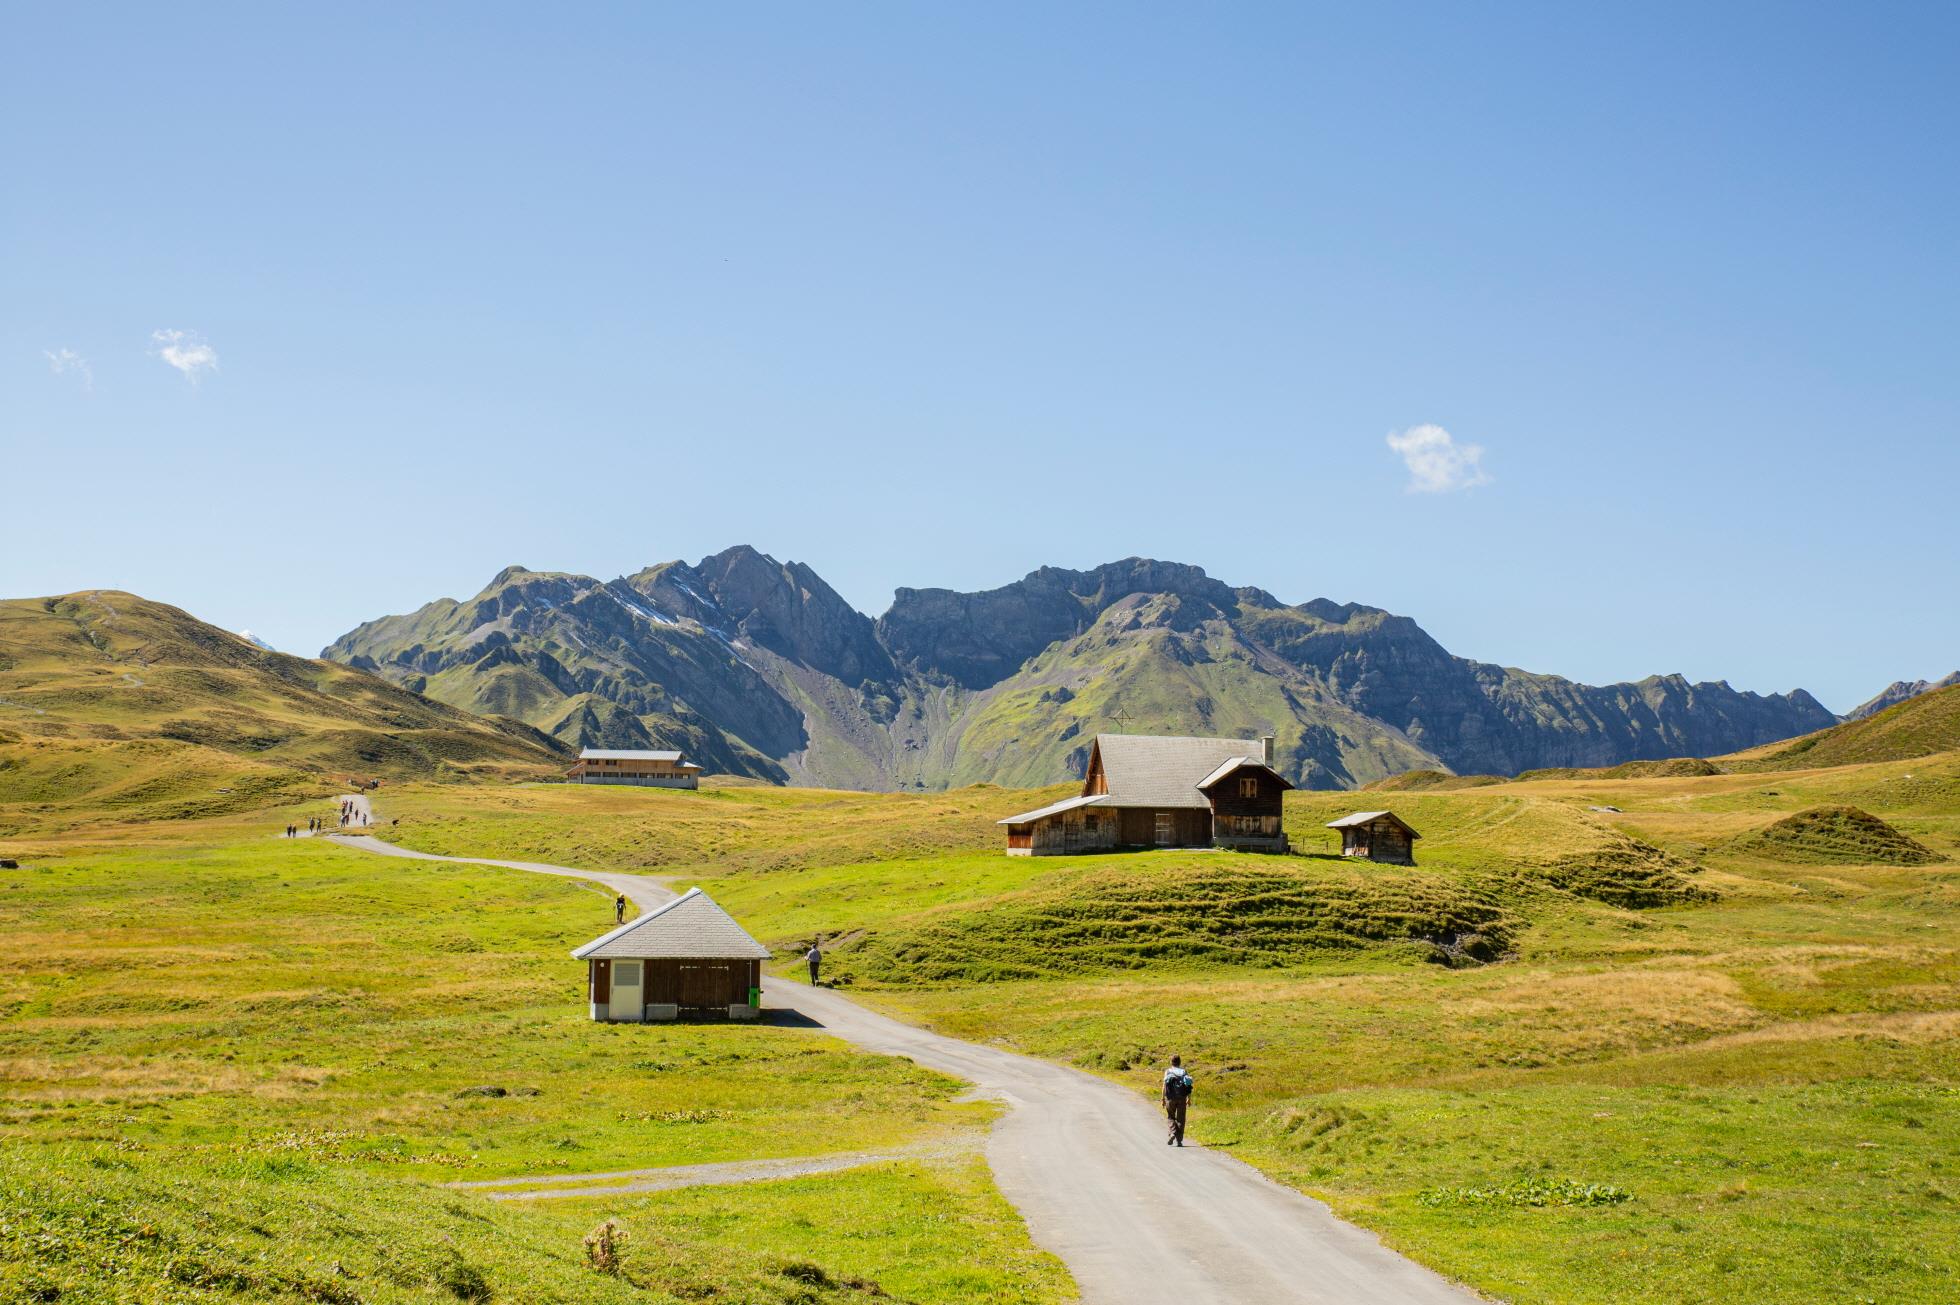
[569,885,701,958]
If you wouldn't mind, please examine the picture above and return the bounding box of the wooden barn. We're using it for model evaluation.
[571,888,769,1022]
[998,733,1293,855]
[1326,810,1421,865]
[566,748,703,789]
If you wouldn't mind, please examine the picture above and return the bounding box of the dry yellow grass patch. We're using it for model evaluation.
[1686,1008,1960,1051]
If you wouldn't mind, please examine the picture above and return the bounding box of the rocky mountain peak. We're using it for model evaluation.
[323,548,1840,791]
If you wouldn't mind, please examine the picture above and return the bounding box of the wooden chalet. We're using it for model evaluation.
[571,888,769,1022]
[566,748,702,789]
[1326,810,1421,865]
[998,733,1292,856]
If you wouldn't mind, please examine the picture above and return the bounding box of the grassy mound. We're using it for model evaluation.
[1363,769,1506,792]
[1731,805,1936,865]
[1532,834,1716,907]
[826,857,1515,984]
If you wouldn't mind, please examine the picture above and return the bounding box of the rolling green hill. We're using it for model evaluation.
[0,591,567,832]
[1726,682,1960,771]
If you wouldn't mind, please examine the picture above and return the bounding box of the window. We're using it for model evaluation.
[613,961,642,986]
[1238,776,1259,798]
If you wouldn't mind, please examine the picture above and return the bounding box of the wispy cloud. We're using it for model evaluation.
[151,328,219,382]
[45,348,92,388]
[1385,424,1492,494]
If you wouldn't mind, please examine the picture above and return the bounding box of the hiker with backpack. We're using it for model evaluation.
[1162,1055,1193,1146]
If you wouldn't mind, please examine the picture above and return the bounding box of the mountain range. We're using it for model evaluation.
[321,549,1838,791]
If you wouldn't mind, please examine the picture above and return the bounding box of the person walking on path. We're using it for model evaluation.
[806,943,822,987]
[1162,1055,1193,1147]
[614,893,626,924]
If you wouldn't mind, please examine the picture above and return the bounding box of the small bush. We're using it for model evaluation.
[584,1219,623,1275]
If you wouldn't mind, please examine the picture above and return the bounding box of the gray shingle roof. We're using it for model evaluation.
[997,794,1112,826]
[1326,810,1421,837]
[1092,733,1267,809]
[579,748,690,763]
[571,888,771,961]
[1195,755,1294,792]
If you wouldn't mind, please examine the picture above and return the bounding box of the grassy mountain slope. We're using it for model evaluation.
[0,591,566,832]
[921,592,1442,790]
[1725,682,1960,771]
[325,566,799,781]
[1846,671,1960,719]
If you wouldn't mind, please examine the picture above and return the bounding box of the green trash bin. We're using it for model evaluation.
[749,986,761,1008]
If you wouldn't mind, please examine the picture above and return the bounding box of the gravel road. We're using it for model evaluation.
[327,834,1482,1304]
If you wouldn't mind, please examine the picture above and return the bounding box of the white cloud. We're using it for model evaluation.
[1385,423,1492,494]
[152,328,219,382]
[45,348,92,387]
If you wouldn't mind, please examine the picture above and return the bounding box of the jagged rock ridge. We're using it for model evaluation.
[323,550,1839,791]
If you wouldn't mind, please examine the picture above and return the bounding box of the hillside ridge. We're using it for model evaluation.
[0,590,568,832]
[318,550,1835,791]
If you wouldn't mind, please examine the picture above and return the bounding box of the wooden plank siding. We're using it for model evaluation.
[1340,818,1416,865]
[1204,770,1288,849]
[1116,807,1209,848]
[589,956,760,1016]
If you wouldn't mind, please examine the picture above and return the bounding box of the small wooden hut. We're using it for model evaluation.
[1326,810,1421,865]
[571,888,769,1022]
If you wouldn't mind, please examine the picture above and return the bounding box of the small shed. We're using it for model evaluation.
[571,888,769,1022]
[1326,810,1421,865]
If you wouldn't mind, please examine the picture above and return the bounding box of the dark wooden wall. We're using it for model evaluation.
[590,957,759,1011]
[1116,807,1209,847]
[1204,771,1286,822]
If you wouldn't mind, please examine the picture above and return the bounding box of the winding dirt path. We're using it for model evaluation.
[325,834,1482,1304]
[451,1138,977,1203]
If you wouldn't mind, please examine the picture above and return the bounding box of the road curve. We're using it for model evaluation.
[325,834,1483,1305]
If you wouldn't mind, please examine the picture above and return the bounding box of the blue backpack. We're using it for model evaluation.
[1166,1071,1193,1102]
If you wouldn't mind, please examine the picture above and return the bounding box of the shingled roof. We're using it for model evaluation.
[1090,733,1269,809]
[570,888,771,961]
[577,748,697,765]
[996,794,1112,826]
[1325,810,1421,838]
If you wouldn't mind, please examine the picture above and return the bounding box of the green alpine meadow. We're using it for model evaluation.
[10,8,1958,1301]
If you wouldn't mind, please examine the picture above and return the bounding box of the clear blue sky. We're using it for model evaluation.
[5,3,1955,712]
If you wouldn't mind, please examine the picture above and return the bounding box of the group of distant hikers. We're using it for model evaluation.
[281,803,385,838]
